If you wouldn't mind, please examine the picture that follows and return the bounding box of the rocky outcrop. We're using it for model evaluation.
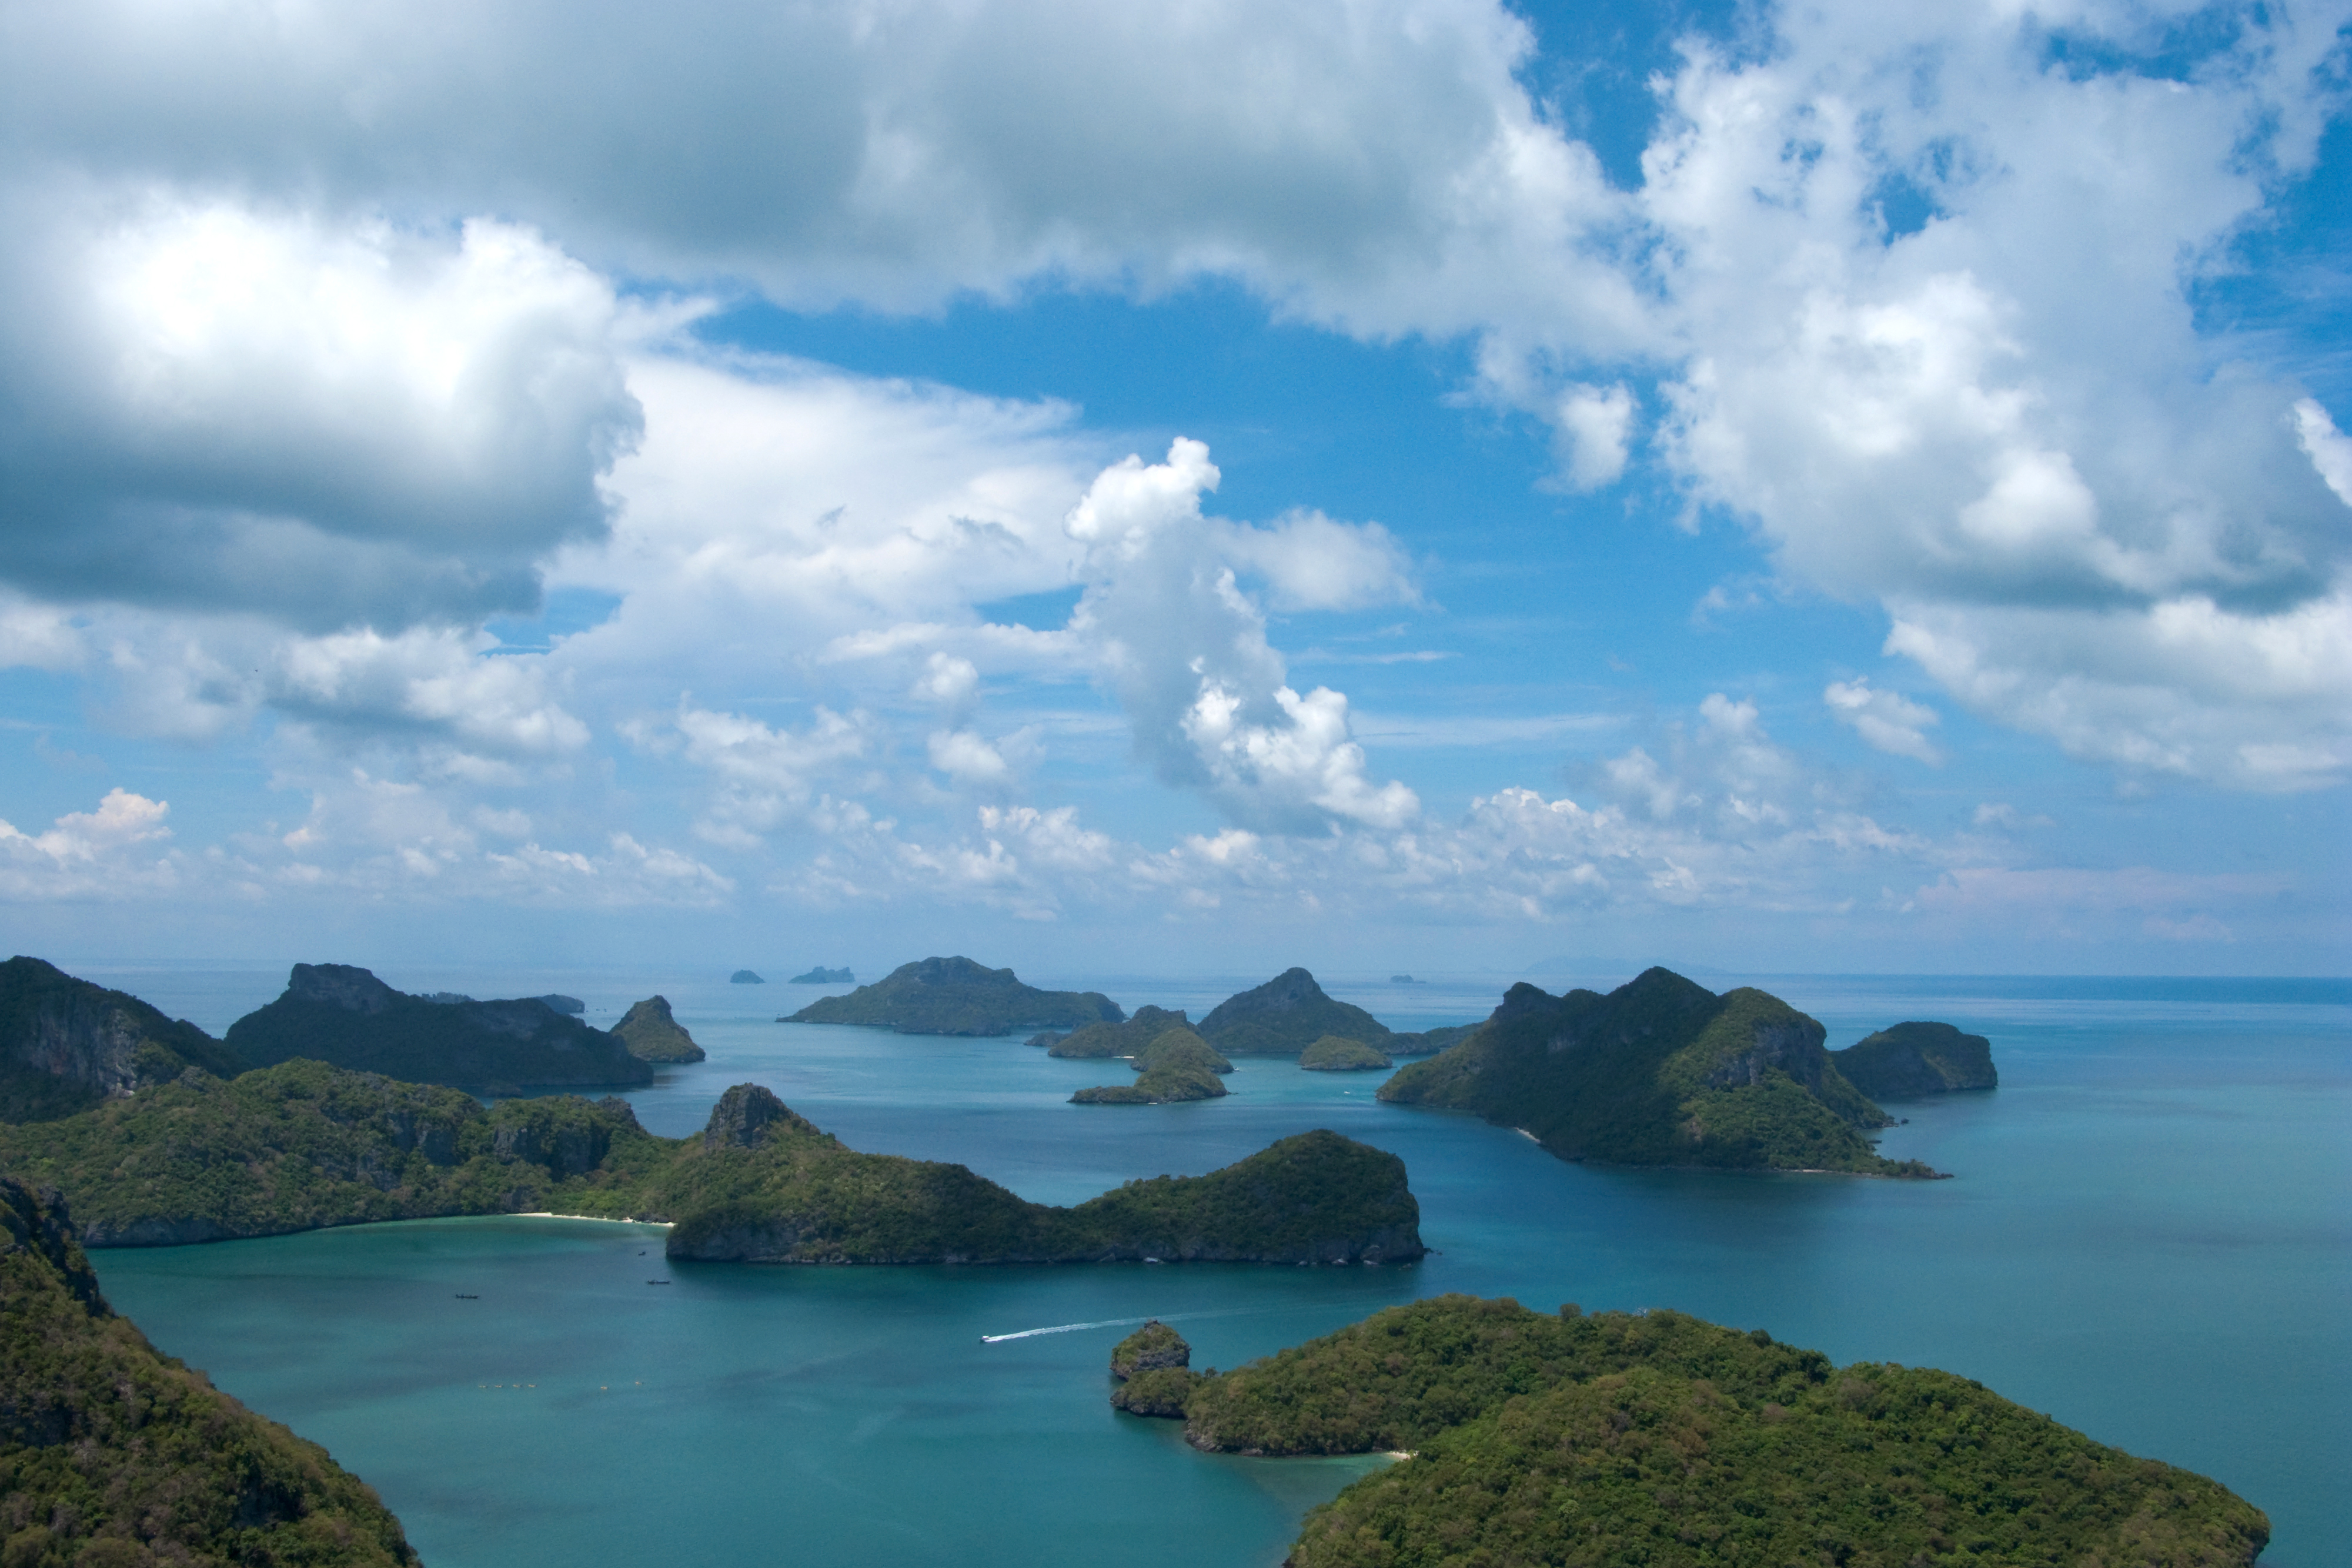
[700,1082,817,1149]
[1832,1022,1997,1099]
[1111,1320,1191,1378]
[0,956,247,1123]
[614,995,706,1062]
[226,964,652,1091]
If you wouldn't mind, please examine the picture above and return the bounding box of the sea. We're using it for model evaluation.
[76,966,2351,1568]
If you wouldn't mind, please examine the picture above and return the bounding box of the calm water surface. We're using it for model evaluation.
[86,968,2351,1567]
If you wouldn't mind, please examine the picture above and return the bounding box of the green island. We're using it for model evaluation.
[1,1178,419,1567]
[1300,1034,1392,1071]
[226,963,652,1092]
[613,995,706,1063]
[0,956,248,1124]
[1379,968,1942,1176]
[1124,1295,2267,1567]
[0,1065,1422,1264]
[788,966,854,984]
[1198,967,1396,1056]
[1071,1028,1233,1104]
[1037,1004,1194,1057]
[1109,1320,1203,1417]
[784,956,1122,1035]
[1832,1020,1999,1099]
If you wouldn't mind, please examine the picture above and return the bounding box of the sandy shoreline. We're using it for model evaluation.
[511,1212,675,1228]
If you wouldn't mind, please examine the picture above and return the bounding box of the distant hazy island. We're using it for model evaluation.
[784,956,1122,1035]
[227,963,654,1092]
[0,1052,1421,1263]
[2,1178,420,1566]
[1831,1019,1998,1099]
[1115,1295,2267,1566]
[1381,968,1943,1176]
[788,966,854,984]
[730,969,764,984]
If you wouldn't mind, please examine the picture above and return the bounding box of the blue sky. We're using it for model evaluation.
[0,0,2345,976]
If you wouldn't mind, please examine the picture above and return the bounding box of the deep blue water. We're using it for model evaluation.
[83,968,2351,1567]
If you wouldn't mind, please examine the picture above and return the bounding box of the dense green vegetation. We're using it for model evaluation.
[1038,1005,1195,1058]
[1164,1296,2267,1567]
[1379,969,1941,1176]
[1110,1320,1190,1379]
[613,995,706,1063]
[785,956,1122,1035]
[1200,968,1394,1056]
[227,964,651,1091]
[1111,1366,1204,1417]
[1,1178,418,1566]
[0,1068,1421,1265]
[1071,1027,1232,1102]
[1301,1035,1392,1071]
[0,957,248,1124]
[1833,1020,1999,1099]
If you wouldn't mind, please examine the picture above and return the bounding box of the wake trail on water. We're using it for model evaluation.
[980,1296,1399,1345]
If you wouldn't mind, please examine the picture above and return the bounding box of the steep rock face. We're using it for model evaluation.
[0,1179,419,1565]
[700,1083,817,1149]
[0,957,247,1122]
[1198,968,1392,1057]
[1831,1021,1998,1099]
[226,964,652,1091]
[614,995,706,1062]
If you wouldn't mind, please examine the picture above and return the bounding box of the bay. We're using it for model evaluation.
[84,968,2351,1566]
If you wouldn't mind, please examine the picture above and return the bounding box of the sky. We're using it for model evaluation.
[0,0,2346,978]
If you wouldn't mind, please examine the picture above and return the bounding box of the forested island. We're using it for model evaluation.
[0,956,248,1123]
[612,994,706,1063]
[1,1178,419,1566]
[784,956,1123,1035]
[1380,968,1940,1176]
[1070,1027,1232,1104]
[228,963,653,1091]
[1118,1295,2267,1566]
[1832,1020,1999,1098]
[0,1064,1421,1265]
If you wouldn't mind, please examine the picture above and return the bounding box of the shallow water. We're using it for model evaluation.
[86,969,2351,1567]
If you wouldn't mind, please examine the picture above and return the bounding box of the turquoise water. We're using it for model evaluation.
[85,969,2351,1566]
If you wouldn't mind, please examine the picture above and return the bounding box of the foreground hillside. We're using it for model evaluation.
[0,1178,418,1566]
[1380,968,1937,1176]
[0,1066,1421,1265]
[1150,1295,2268,1567]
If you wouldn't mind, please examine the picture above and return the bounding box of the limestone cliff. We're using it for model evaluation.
[0,957,246,1123]
[614,994,706,1062]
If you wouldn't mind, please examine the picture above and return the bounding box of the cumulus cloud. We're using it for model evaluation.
[649,701,871,847]
[1823,678,1942,764]
[0,789,176,899]
[1065,440,1420,833]
[0,196,639,629]
[1553,383,1635,491]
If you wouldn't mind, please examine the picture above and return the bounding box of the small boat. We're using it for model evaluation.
[453,1293,479,1299]
[647,1279,671,1286]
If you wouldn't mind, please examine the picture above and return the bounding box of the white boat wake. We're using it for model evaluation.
[980,1296,1398,1345]
[980,1315,1157,1344]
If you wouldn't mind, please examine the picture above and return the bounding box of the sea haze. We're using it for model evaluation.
[88,969,2351,1568]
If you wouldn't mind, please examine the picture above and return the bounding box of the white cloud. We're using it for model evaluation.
[1065,440,1420,833]
[0,788,181,899]
[1823,678,1943,764]
[2294,398,2352,510]
[1211,510,1419,611]
[0,196,639,628]
[1553,383,1635,491]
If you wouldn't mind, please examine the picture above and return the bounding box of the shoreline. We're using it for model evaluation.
[511,1212,676,1228]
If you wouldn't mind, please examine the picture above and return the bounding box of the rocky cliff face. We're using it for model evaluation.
[0,957,246,1122]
